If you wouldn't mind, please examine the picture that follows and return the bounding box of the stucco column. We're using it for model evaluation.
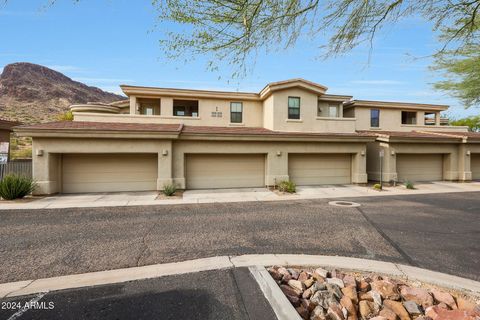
[435,112,441,126]
[351,151,368,184]
[382,146,397,183]
[161,98,173,116]
[457,144,472,181]
[443,152,459,181]
[266,151,289,186]
[129,96,137,115]
[32,145,61,195]
[157,141,173,190]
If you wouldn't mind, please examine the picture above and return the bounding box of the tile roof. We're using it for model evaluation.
[16,121,182,132]
[433,131,480,140]
[357,130,463,140]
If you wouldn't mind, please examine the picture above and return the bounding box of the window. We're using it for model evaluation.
[328,105,339,118]
[143,107,154,115]
[401,111,417,125]
[288,97,300,119]
[371,109,380,128]
[173,100,199,117]
[424,112,436,125]
[138,98,160,115]
[230,102,243,123]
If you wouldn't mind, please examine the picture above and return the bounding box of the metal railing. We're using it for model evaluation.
[0,160,32,180]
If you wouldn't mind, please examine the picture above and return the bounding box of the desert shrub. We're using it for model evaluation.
[405,181,415,189]
[278,180,296,193]
[57,111,74,121]
[0,174,36,200]
[373,183,382,190]
[162,182,177,196]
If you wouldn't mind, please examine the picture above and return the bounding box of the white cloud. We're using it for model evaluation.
[350,80,406,85]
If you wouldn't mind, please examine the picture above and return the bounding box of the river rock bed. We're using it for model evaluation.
[267,266,480,320]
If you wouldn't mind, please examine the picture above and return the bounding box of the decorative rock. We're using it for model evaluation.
[400,287,433,309]
[379,307,399,320]
[358,280,371,293]
[304,278,315,289]
[278,267,290,277]
[437,303,449,310]
[370,317,388,320]
[383,300,411,320]
[328,277,345,288]
[414,317,433,320]
[359,300,377,320]
[359,292,374,302]
[281,284,302,297]
[332,270,345,280]
[340,295,358,320]
[289,279,305,292]
[311,306,327,320]
[326,283,344,300]
[403,300,423,316]
[296,304,310,320]
[431,289,457,310]
[342,286,359,305]
[371,280,400,300]
[343,275,357,288]
[311,290,338,309]
[455,297,477,311]
[370,290,383,307]
[311,282,327,294]
[303,288,313,299]
[288,268,300,280]
[314,267,329,280]
[426,306,477,320]
[268,267,284,281]
[301,298,316,312]
[298,271,309,282]
[328,304,345,320]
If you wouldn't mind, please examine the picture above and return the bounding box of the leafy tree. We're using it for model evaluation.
[449,115,480,132]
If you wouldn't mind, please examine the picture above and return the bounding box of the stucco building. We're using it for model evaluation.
[14,79,480,195]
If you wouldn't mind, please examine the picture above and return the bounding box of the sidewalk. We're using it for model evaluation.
[0,181,479,210]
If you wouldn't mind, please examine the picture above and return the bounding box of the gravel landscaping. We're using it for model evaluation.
[268,266,480,320]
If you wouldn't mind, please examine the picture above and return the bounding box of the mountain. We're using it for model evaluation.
[0,62,125,124]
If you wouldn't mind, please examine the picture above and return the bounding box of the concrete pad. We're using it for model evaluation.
[0,280,33,299]
[231,254,288,267]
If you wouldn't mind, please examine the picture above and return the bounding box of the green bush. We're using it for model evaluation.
[57,111,74,121]
[373,183,382,190]
[0,174,36,200]
[162,182,177,196]
[278,180,296,193]
[405,181,415,189]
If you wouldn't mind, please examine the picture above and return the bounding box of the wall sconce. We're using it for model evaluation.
[466,150,471,156]
[391,150,396,156]
[162,150,169,156]
[36,149,44,156]
[361,150,365,156]
[276,151,282,156]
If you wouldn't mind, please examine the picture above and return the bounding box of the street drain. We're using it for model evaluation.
[328,201,361,207]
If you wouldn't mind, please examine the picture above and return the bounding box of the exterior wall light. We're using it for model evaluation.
[391,150,396,156]
[276,151,282,156]
[36,149,44,156]
[466,150,471,156]
[361,150,365,156]
[162,150,169,156]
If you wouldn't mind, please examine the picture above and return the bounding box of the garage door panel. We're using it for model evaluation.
[62,154,157,193]
[397,154,443,182]
[472,154,480,180]
[289,154,351,185]
[186,154,265,189]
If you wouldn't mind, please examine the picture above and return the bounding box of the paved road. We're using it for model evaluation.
[0,268,276,320]
[0,192,479,283]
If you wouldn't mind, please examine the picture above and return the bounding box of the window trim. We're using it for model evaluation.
[288,96,301,120]
[370,109,380,128]
[230,102,243,123]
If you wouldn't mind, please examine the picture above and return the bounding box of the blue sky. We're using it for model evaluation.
[0,0,477,118]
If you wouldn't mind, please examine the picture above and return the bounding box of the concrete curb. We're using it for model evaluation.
[1,254,479,299]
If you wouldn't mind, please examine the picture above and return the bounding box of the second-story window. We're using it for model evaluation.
[230,102,243,123]
[371,109,380,128]
[288,97,300,119]
[173,99,199,117]
[329,105,339,118]
[401,111,417,125]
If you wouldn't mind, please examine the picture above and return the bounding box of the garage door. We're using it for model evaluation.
[288,154,351,185]
[62,154,157,193]
[472,154,480,180]
[186,154,265,189]
[397,154,443,182]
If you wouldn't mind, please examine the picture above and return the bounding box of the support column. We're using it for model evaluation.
[157,141,173,190]
[382,146,398,183]
[32,148,61,195]
[266,151,289,186]
[458,144,472,181]
[161,98,174,116]
[351,151,368,183]
[129,96,137,115]
[435,112,441,126]
[444,152,459,181]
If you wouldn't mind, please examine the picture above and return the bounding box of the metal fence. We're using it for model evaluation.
[0,160,32,180]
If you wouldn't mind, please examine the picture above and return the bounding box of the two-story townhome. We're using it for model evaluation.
[14,79,480,195]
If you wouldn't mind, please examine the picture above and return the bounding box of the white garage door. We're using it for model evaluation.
[397,154,443,182]
[186,154,265,189]
[288,154,351,185]
[472,154,480,180]
[62,154,157,193]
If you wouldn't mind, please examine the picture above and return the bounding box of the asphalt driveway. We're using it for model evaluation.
[0,192,478,283]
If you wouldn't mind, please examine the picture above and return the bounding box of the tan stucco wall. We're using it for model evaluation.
[353,107,468,132]
[365,141,478,182]
[31,137,368,194]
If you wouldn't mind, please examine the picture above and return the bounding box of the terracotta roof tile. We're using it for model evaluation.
[357,130,462,140]
[432,131,480,140]
[16,121,182,132]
